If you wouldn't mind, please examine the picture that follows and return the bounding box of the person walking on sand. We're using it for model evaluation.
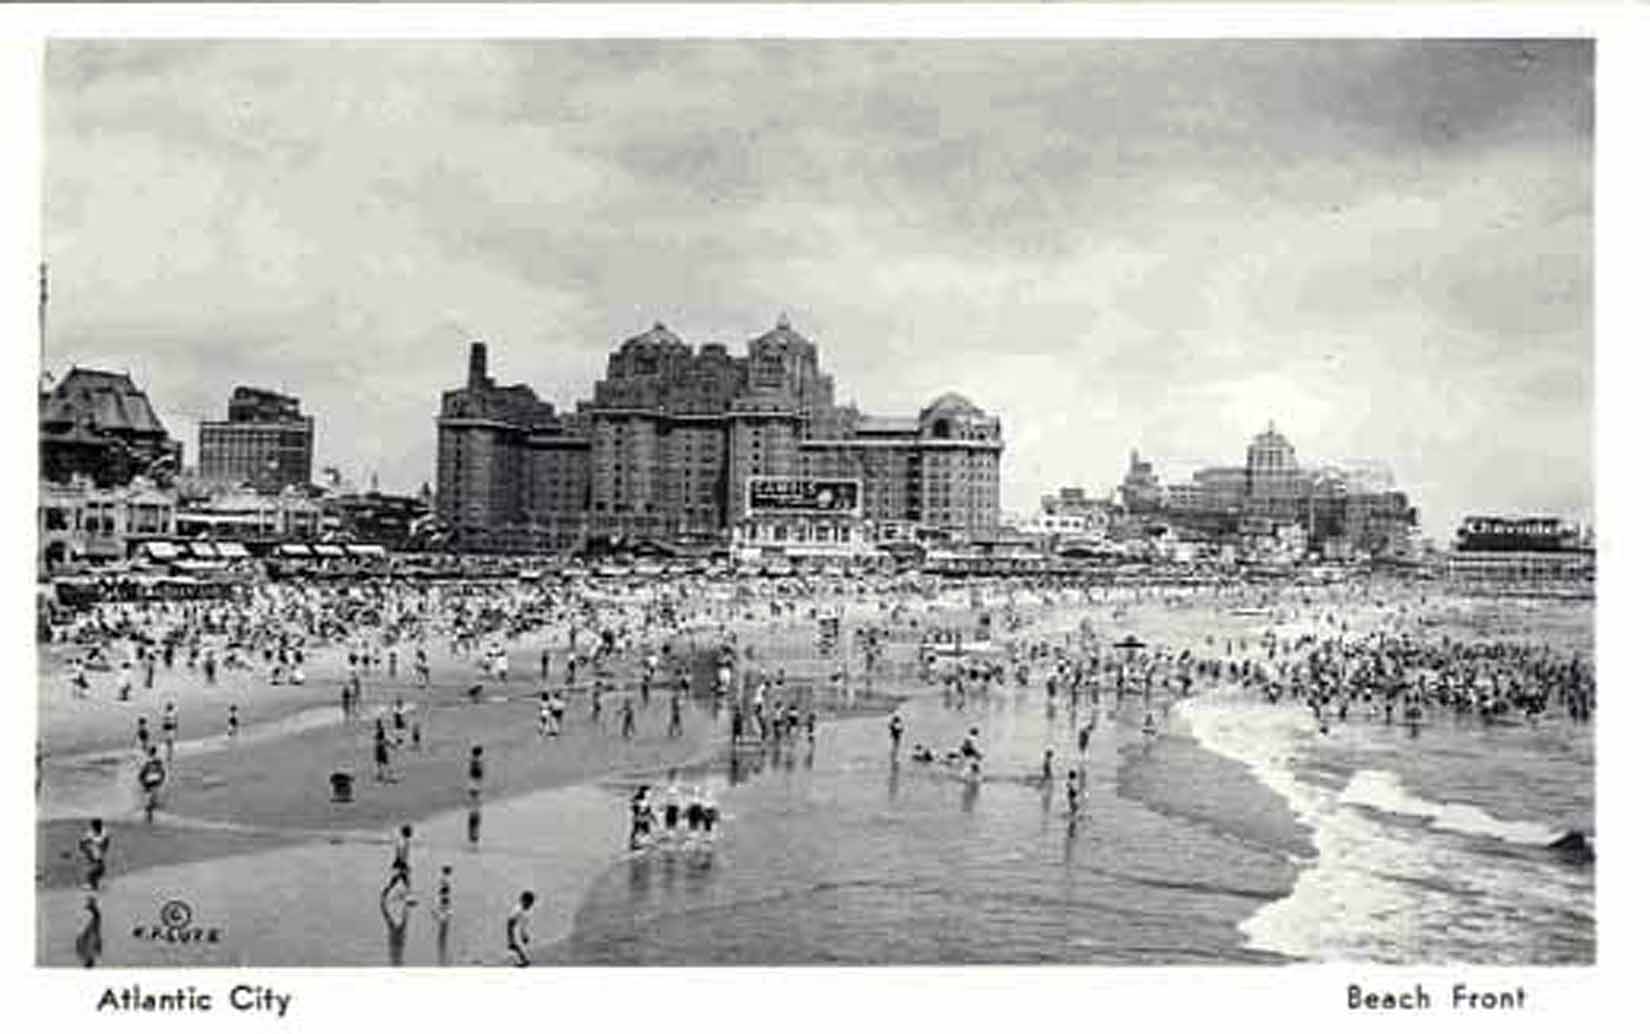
[386,824,414,894]
[138,747,166,823]
[79,818,110,892]
[620,697,636,740]
[160,701,178,763]
[374,717,394,782]
[226,704,240,740]
[668,691,684,738]
[506,891,535,967]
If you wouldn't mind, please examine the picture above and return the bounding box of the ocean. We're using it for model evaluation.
[554,593,1595,966]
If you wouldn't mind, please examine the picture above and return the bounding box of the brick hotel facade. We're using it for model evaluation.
[435,318,1003,553]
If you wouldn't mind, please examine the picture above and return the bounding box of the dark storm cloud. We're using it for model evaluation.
[42,39,1592,536]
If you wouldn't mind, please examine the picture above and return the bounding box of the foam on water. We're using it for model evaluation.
[1339,769,1560,847]
[1182,693,1593,964]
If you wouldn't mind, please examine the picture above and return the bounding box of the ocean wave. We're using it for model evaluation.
[1339,770,1560,847]
[1179,692,1595,963]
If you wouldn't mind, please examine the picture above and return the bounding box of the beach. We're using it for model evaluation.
[36,577,1595,966]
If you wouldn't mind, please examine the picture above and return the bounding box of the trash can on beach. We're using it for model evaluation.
[330,771,354,803]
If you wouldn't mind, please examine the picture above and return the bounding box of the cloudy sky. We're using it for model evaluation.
[42,40,1591,539]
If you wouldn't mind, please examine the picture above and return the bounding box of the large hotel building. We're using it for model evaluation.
[435,317,1003,553]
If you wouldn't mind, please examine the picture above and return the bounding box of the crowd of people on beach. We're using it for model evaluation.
[39,565,1594,966]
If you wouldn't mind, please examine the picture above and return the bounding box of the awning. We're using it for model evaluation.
[188,543,220,559]
[277,544,313,557]
[216,542,251,559]
[312,544,346,557]
[346,544,387,557]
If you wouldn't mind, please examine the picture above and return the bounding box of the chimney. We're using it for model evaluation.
[468,341,488,389]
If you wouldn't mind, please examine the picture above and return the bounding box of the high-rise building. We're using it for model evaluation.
[434,318,1003,553]
[39,367,182,487]
[198,386,315,489]
[1132,422,1418,557]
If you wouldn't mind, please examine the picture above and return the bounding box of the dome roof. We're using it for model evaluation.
[621,321,685,350]
[920,391,982,418]
[748,313,815,352]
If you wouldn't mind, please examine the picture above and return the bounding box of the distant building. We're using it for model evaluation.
[39,367,181,488]
[1446,515,1594,585]
[1118,450,1166,512]
[434,318,1004,553]
[322,491,432,550]
[198,386,315,489]
[38,476,176,572]
[174,485,327,543]
[1141,423,1418,558]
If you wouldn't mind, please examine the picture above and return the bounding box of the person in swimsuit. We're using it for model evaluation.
[434,865,454,965]
[138,747,166,823]
[160,701,178,762]
[628,787,653,850]
[506,891,536,967]
[79,819,110,891]
[467,747,484,801]
[380,880,413,967]
[663,783,681,836]
[75,895,102,968]
[386,824,414,894]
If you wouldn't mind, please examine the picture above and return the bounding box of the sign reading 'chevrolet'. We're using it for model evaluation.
[747,477,862,516]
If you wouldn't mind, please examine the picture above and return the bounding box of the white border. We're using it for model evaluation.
[4,6,1645,1033]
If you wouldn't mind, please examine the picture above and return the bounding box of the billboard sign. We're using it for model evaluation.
[747,477,862,517]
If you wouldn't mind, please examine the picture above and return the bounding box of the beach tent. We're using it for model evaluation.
[276,544,314,558]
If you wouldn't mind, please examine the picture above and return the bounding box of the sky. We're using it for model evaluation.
[41,40,1593,541]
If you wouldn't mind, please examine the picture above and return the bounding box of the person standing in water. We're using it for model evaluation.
[380,880,413,966]
[434,865,454,965]
[75,895,102,968]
